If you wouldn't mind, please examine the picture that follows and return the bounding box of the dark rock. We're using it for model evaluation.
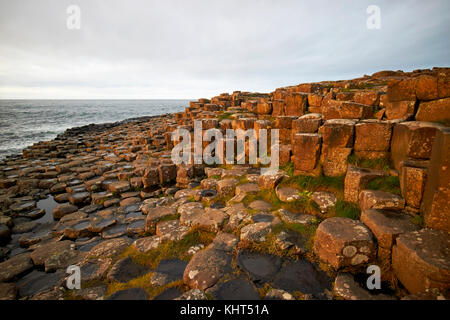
[30,240,73,266]
[273,259,331,295]
[237,251,282,283]
[151,258,188,286]
[0,252,34,282]
[126,219,146,236]
[72,286,107,300]
[79,258,112,281]
[16,270,64,298]
[153,287,183,300]
[0,282,17,300]
[107,257,151,283]
[101,224,127,239]
[107,288,149,300]
[88,237,131,257]
[183,248,232,290]
[208,278,260,300]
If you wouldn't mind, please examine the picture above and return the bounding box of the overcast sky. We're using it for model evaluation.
[0,0,449,99]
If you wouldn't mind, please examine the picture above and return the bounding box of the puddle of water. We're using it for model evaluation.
[35,195,59,223]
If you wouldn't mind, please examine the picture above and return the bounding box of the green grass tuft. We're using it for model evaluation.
[348,154,391,172]
[366,176,401,195]
[280,162,294,177]
[281,174,345,195]
[218,112,233,121]
[329,199,361,220]
[411,215,425,228]
[120,228,215,270]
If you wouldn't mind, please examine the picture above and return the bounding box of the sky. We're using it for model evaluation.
[0,0,449,99]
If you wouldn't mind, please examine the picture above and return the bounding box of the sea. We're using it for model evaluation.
[0,99,189,160]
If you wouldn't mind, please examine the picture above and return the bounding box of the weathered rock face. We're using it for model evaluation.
[293,133,322,175]
[132,235,160,253]
[354,120,392,159]
[207,278,260,300]
[272,259,331,296]
[322,100,373,120]
[240,222,272,243]
[321,119,355,148]
[333,273,392,300]
[275,187,300,202]
[387,77,417,102]
[285,92,307,116]
[237,251,282,283]
[264,289,295,300]
[416,98,450,122]
[312,191,337,213]
[361,209,419,250]
[145,206,177,233]
[0,252,33,282]
[314,217,376,269]
[235,183,259,196]
[390,121,444,172]
[420,127,450,232]
[107,257,150,283]
[359,190,405,212]
[88,237,130,258]
[107,288,149,300]
[392,229,450,294]
[151,259,187,286]
[0,283,17,300]
[400,165,427,211]
[361,209,420,268]
[183,248,232,290]
[53,203,78,220]
[258,170,285,189]
[320,119,355,177]
[344,165,385,203]
[381,97,416,120]
[190,208,227,232]
[292,114,322,135]
[29,240,74,267]
[216,178,238,196]
[321,146,352,177]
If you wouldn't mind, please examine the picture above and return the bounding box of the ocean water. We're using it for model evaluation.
[0,99,189,160]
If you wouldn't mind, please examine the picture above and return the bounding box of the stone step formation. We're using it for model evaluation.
[0,67,449,300]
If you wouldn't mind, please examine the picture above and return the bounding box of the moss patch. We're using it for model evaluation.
[327,199,361,220]
[348,154,391,172]
[218,112,233,121]
[238,221,318,259]
[280,174,345,198]
[366,176,401,195]
[106,274,187,300]
[411,214,425,228]
[118,228,216,270]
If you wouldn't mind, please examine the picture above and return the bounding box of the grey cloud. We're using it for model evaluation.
[0,0,449,98]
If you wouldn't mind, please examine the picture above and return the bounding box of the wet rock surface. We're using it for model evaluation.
[272,259,332,297]
[237,251,282,283]
[207,278,260,300]
[107,257,151,283]
[107,288,150,300]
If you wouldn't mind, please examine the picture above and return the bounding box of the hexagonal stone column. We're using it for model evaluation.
[392,229,450,294]
[361,209,419,268]
[313,217,376,269]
